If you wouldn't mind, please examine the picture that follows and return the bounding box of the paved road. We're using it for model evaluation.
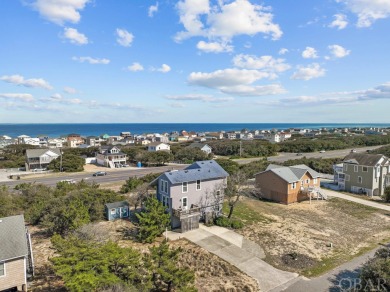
[168,224,298,292]
[232,145,385,165]
[0,165,187,188]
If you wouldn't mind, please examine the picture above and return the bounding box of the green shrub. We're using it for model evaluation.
[230,219,244,229]
[214,216,231,228]
[214,216,243,229]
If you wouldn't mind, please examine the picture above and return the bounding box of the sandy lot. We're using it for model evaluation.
[231,197,390,276]
[29,220,259,292]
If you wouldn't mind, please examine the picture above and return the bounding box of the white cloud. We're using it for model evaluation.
[168,102,186,108]
[148,2,159,17]
[232,54,291,75]
[196,41,233,53]
[0,74,53,90]
[116,28,134,47]
[270,82,390,106]
[63,86,77,94]
[72,56,110,64]
[127,62,144,72]
[165,94,233,102]
[175,0,282,44]
[219,84,286,96]
[46,93,82,104]
[329,13,348,29]
[0,93,35,102]
[63,27,88,45]
[291,63,326,80]
[328,44,351,58]
[188,68,286,96]
[156,64,171,73]
[279,48,289,55]
[337,0,390,27]
[302,47,318,59]
[31,0,90,25]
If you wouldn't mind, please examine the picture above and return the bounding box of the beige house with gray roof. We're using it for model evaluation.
[0,215,34,292]
[25,148,61,171]
[336,153,390,196]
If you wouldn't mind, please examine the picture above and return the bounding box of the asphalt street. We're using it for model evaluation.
[233,145,385,165]
[0,165,187,188]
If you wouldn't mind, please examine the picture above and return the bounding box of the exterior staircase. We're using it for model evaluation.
[108,161,115,168]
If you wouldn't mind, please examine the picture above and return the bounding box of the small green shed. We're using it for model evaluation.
[105,201,130,221]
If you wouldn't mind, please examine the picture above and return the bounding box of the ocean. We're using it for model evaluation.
[0,123,389,138]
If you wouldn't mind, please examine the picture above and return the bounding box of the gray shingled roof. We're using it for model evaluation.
[161,160,228,184]
[105,201,129,209]
[26,148,61,158]
[343,153,389,166]
[261,164,320,183]
[0,215,28,261]
[187,143,210,149]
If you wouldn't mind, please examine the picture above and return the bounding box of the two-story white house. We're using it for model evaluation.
[154,160,228,232]
[96,146,127,168]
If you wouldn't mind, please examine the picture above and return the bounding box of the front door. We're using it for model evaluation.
[182,197,188,210]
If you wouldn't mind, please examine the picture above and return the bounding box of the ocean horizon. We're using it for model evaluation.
[1,123,390,138]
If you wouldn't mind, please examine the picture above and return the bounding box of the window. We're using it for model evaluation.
[344,164,348,171]
[306,179,310,184]
[362,166,368,172]
[164,181,168,193]
[182,182,188,193]
[314,178,317,184]
[110,208,116,215]
[196,180,201,190]
[0,262,4,277]
[182,197,188,209]
[160,180,164,192]
[291,182,296,189]
[354,165,358,172]
[345,174,350,181]
[358,176,362,184]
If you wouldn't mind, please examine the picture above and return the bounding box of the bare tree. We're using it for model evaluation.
[225,171,250,219]
[128,182,151,212]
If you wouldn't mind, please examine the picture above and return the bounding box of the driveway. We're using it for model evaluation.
[167,224,298,292]
[320,187,390,212]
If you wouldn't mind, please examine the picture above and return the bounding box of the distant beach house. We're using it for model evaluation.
[147,142,170,152]
[67,133,84,148]
[255,164,324,204]
[187,143,212,155]
[25,148,61,171]
[96,146,127,168]
[154,160,228,232]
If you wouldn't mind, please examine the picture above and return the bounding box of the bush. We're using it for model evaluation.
[383,186,390,203]
[214,216,231,227]
[214,216,243,229]
[230,219,244,229]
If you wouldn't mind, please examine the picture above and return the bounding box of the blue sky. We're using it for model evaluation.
[0,0,389,123]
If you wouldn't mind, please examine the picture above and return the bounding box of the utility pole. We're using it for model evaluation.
[239,140,242,157]
[59,150,63,172]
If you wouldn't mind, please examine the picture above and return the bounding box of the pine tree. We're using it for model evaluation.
[136,197,170,243]
[146,241,196,292]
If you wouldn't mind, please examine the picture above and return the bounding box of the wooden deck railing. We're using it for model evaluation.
[172,205,201,219]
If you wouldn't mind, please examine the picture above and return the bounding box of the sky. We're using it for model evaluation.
[0,0,390,123]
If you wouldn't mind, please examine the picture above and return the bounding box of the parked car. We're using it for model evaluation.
[60,179,76,184]
[296,153,303,156]
[319,150,326,153]
[351,149,357,153]
[122,164,129,167]
[93,171,107,176]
